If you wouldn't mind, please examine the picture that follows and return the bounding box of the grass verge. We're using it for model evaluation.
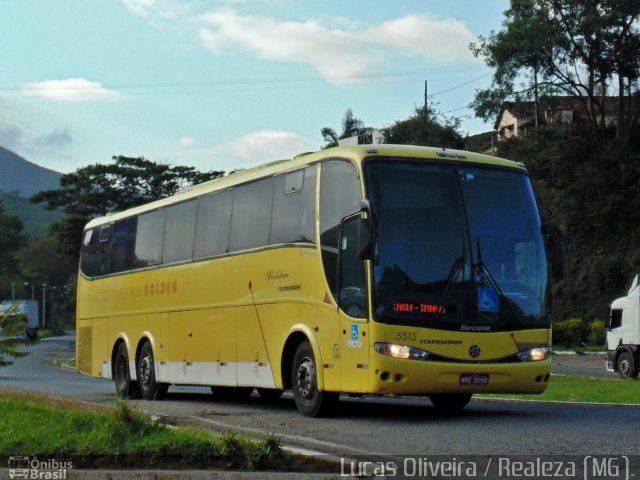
[0,390,323,471]
[478,374,640,404]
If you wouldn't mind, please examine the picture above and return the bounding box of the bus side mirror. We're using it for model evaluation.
[542,223,566,281]
[357,216,372,260]
[357,199,373,260]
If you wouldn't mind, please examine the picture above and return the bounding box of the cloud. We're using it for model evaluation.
[121,0,156,18]
[196,10,478,83]
[123,4,478,85]
[222,129,317,162]
[21,78,124,102]
[367,14,477,61]
[0,119,73,168]
[177,129,318,171]
[35,128,73,148]
[120,0,189,22]
[198,10,374,83]
[179,136,197,147]
[0,122,25,152]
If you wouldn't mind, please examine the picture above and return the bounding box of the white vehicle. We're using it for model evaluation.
[606,274,640,379]
[0,300,39,340]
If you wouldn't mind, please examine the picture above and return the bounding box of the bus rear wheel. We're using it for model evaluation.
[114,342,139,399]
[292,341,338,417]
[429,393,472,411]
[137,342,168,400]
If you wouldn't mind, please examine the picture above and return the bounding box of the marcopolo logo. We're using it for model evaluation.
[8,456,73,479]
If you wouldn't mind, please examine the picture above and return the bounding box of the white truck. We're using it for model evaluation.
[606,274,640,379]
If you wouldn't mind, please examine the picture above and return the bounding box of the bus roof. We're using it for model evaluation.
[84,144,525,230]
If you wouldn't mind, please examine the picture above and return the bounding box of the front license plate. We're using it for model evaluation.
[460,373,489,385]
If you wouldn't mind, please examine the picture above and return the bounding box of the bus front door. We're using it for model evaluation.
[338,215,370,393]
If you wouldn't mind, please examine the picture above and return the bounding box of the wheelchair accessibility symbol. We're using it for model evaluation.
[478,287,499,312]
[351,324,359,340]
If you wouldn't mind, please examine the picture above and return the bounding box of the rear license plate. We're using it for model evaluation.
[460,373,489,385]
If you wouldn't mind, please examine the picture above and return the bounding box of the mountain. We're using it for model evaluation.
[0,191,64,237]
[0,146,62,198]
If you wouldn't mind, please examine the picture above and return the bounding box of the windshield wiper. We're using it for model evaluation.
[437,243,467,308]
[474,237,519,324]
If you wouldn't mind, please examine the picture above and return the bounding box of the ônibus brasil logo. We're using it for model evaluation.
[8,456,73,479]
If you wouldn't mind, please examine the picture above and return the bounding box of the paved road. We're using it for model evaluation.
[2,335,639,458]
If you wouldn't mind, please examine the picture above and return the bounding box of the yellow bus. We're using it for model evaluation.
[76,145,561,416]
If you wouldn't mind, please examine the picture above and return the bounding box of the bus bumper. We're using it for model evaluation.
[368,356,551,395]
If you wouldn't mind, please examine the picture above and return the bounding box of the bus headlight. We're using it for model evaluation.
[374,342,430,361]
[517,346,550,362]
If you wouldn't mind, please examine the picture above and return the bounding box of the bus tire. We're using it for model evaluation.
[617,350,638,380]
[429,393,472,411]
[137,341,168,400]
[257,388,284,400]
[114,342,139,399]
[292,341,338,417]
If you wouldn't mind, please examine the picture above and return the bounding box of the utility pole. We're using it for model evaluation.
[42,284,47,327]
[424,80,428,118]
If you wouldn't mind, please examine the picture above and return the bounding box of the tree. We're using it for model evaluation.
[19,237,76,288]
[0,305,30,367]
[469,0,562,124]
[0,200,26,299]
[321,109,373,148]
[32,155,225,218]
[470,0,640,144]
[382,106,465,149]
[31,155,225,261]
[17,236,77,328]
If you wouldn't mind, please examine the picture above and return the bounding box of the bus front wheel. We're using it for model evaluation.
[114,342,139,399]
[292,341,338,417]
[617,350,638,380]
[429,393,472,411]
[137,342,168,400]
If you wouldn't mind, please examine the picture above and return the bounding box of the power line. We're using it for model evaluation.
[0,68,489,94]
[430,73,492,97]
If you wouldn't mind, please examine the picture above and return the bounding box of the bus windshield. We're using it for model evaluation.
[365,160,549,331]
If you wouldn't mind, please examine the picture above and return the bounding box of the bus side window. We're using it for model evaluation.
[320,161,361,298]
[81,227,111,277]
[271,166,317,245]
[135,210,166,267]
[163,200,197,264]
[230,178,274,252]
[194,190,233,258]
[110,217,138,273]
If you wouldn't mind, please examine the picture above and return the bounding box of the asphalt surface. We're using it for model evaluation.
[2,334,640,479]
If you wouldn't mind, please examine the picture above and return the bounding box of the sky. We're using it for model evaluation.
[0,0,509,174]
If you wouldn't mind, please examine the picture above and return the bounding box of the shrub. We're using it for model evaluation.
[589,320,606,346]
[553,318,587,347]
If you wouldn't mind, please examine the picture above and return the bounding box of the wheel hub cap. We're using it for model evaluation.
[296,358,315,399]
[140,355,152,385]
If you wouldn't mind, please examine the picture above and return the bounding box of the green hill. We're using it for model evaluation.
[0,191,64,237]
[0,146,61,197]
